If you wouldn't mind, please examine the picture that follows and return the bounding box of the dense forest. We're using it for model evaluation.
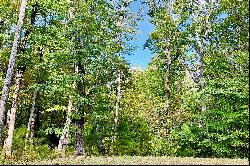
[0,0,248,162]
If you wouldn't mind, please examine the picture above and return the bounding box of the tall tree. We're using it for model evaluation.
[146,0,184,136]
[3,68,25,157]
[0,0,28,139]
[3,2,40,157]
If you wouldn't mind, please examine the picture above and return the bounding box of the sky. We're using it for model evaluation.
[123,1,155,70]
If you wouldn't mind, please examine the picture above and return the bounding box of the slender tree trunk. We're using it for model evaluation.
[112,70,122,154]
[164,46,171,135]
[24,91,37,154]
[58,98,72,150]
[114,70,121,134]
[74,64,85,156]
[2,2,38,155]
[111,1,128,148]
[65,1,85,156]
[196,15,210,113]
[29,95,38,143]
[196,0,216,113]
[163,1,174,126]
[0,0,28,139]
[3,69,24,157]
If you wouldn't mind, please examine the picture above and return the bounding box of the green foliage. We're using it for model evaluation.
[0,0,248,161]
[116,116,152,156]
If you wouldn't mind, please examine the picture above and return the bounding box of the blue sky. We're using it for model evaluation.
[123,1,155,70]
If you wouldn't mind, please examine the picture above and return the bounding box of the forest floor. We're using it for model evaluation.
[6,156,249,165]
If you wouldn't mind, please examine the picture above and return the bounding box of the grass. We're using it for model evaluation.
[4,156,249,165]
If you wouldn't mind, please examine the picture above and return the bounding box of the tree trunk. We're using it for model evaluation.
[164,46,171,135]
[24,91,37,154]
[74,64,85,156]
[196,15,210,113]
[111,1,127,148]
[112,70,122,154]
[114,70,121,134]
[58,98,72,150]
[196,0,216,113]
[0,0,28,139]
[3,69,24,157]
[75,119,84,156]
[66,1,85,156]
[3,2,38,154]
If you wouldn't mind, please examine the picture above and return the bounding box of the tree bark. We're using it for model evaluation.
[3,2,38,153]
[58,98,72,150]
[24,91,37,154]
[114,70,121,136]
[74,64,85,156]
[75,119,84,156]
[66,1,85,156]
[164,46,171,134]
[0,0,28,139]
[111,1,127,147]
[196,14,210,113]
[3,69,24,157]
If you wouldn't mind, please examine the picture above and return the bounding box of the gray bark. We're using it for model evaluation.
[3,69,24,157]
[164,46,171,125]
[5,4,38,152]
[0,0,28,139]
[114,70,121,133]
[162,0,175,137]
[194,1,216,113]
[196,14,210,112]
[58,99,72,150]
[24,91,37,154]
[111,0,127,145]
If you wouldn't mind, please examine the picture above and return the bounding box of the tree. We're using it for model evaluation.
[0,0,28,140]
[3,68,24,157]
[146,0,185,136]
[3,1,40,157]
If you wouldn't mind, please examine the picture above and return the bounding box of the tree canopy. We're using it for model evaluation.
[0,0,248,161]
